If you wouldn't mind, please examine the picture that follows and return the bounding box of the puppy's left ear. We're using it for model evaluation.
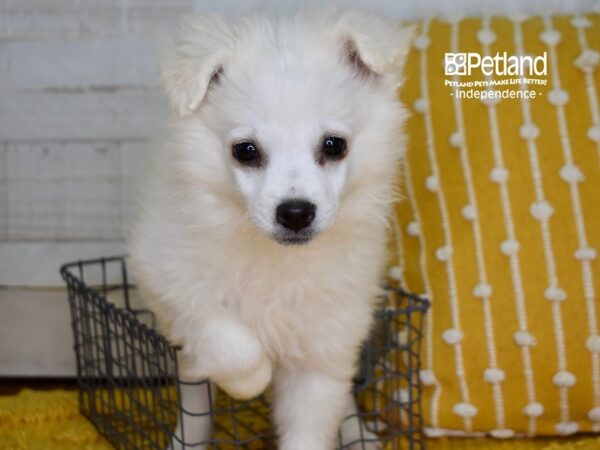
[159,15,235,117]
[336,12,415,88]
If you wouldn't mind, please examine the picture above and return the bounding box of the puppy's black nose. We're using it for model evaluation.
[276,200,316,232]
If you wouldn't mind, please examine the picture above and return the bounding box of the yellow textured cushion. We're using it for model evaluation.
[427,436,600,450]
[392,14,600,437]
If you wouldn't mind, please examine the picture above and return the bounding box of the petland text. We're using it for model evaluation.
[445,52,547,77]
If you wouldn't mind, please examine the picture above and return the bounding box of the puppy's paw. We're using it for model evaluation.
[180,315,272,399]
[340,418,381,450]
[170,437,184,450]
[348,436,381,450]
[342,432,381,450]
[358,442,381,450]
[215,354,272,400]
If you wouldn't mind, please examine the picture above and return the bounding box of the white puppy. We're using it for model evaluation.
[129,10,412,450]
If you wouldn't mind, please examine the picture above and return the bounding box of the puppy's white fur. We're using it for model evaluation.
[129,10,411,450]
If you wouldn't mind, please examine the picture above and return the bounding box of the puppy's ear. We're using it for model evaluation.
[159,15,234,116]
[336,12,414,88]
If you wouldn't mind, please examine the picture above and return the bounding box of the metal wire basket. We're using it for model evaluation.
[61,256,429,450]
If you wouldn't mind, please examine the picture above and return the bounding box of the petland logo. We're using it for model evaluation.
[445,52,548,100]
[445,52,547,76]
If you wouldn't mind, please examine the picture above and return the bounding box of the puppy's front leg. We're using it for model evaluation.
[180,314,272,400]
[171,379,215,450]
[274,369,352,450]
[339,394,380,450]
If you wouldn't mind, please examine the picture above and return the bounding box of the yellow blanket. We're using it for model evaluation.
[1,390,599,450]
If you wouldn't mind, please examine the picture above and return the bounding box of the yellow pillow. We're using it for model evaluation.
[392,14,600,438]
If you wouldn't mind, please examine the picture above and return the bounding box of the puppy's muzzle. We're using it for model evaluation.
[275,199,316,232]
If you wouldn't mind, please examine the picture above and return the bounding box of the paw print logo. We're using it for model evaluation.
[445,53,467,76]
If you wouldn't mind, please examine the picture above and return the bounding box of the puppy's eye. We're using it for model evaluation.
[321,136,347,160]
[232,141,262,167]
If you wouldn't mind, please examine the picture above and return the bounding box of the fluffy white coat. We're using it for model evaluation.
[129,10,412,450]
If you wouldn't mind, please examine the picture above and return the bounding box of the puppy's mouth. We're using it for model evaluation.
[277,236,313,245]
[273,230,315,246]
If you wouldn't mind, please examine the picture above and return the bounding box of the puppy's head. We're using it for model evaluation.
[161,11,412,245]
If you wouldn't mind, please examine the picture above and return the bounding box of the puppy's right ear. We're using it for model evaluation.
[159,15,234,116]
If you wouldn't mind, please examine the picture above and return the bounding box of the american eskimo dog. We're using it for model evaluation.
[129,10,412,450]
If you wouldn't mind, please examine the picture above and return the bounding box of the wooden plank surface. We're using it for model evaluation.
[0,140,145,241]
[0,5,170,287]
[0,37,167,141]
[0,0,195,39]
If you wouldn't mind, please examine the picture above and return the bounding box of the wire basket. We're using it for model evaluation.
[61,256,429,450]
